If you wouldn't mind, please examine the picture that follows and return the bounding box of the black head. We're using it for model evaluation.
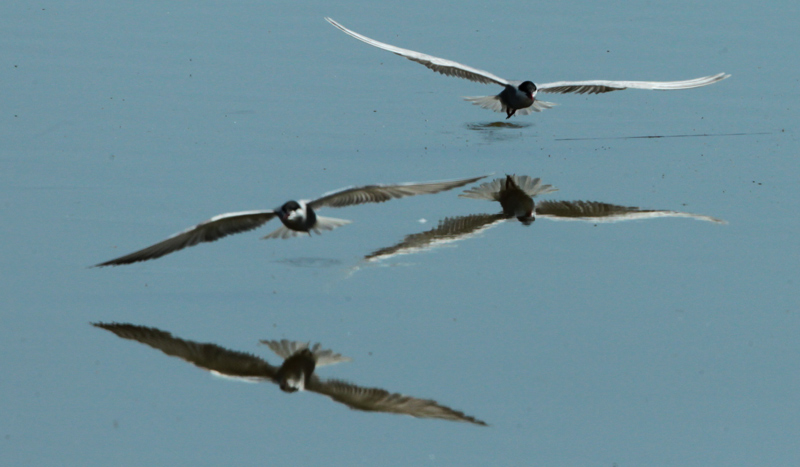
[518,81,537,97]
[278,200,302,219]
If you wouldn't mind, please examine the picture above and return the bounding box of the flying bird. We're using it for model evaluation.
[460,175,726,224]
[354,175,726,266]
[94,174,487,266]
[92,322,487,426]
[325,18,730,118]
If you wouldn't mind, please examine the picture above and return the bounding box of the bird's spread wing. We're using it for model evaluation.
[308,175,488,209]
[325,18,509,86]
[306,377,487,426]
[95,210,277,266]
[537,73,729,95]
[534,200,726,224]
[93,323,279,380]
[364,213,508,262]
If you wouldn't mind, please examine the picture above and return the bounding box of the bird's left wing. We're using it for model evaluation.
[309,175,488,209]
[306,377,488,425]
[537,73,730,95]
[535,200,726,224]
[325,18,509,86]
[93,323,279,381]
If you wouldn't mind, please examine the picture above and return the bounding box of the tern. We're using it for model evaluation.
[325,18,730,118]
[94,174,487,266]
[354,175,726,266]
[93,322,487,426]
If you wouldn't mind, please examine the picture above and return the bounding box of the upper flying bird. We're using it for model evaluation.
[92,322,487,426]
[94,174,487,266]
[325,18,730,118]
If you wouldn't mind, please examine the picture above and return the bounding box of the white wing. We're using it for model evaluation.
[326,18,509,86]
[308,175,488,209]
[537,73,729,95]
[95,210,278,266]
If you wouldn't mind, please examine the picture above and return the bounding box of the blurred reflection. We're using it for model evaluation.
[362,175,725,264]
[464,122,533,143]
[93,322,487,426]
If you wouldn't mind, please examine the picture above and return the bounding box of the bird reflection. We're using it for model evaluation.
[93,322,487,426]
[362,175,725,263]
[464,122,533,143]
[93,175,487,267]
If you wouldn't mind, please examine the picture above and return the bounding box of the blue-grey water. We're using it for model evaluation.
[2,0,798,465]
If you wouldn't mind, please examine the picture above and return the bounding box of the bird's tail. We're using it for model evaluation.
[260,340,352,366]
[463,96,557,114]
[261,216,352,239]
[460,175,558,201]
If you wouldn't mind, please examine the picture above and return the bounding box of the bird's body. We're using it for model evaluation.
[94,175,487,266]
[93,322,487,426]
[325,18,729,118]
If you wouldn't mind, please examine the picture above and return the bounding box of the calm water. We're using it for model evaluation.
[2,0,799,466]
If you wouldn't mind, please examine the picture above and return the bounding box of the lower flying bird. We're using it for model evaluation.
[94,174,486,266]
[92,323,487,426]
[460,175,726,225]
[325,18,729,118]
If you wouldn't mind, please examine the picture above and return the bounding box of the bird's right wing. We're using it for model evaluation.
[306,377,488,426]
[326,18,509,86]
[93,322,279,380]
[95,210,277,266]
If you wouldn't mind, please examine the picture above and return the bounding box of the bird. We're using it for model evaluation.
[325,18,730,118]
[92,322,488,426]
[460,175,726,224]
[93,174,487,266]
[355,175,726,265]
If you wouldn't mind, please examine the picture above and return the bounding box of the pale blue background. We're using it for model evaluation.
[2,0,798,466]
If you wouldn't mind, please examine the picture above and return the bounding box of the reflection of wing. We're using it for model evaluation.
[365,213,507,262]
[260,340,352,367]
[95,210,277,266]
[93,323,279,381]
[537,73,729,94]
[306,377,487,426]
[325,18,508,87]
[309,175,488,209]
[460,175,557,201]
[535,200,726,224]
